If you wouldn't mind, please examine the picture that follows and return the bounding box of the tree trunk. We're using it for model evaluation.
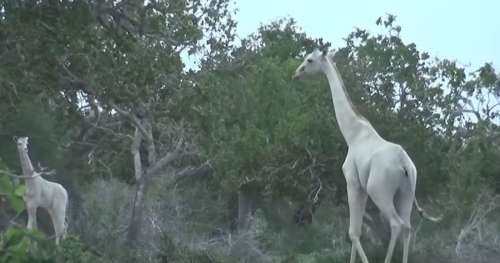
[237,185,256,232]
[126,118,157,247]
[127,126,147,246]
[127,177,146,246]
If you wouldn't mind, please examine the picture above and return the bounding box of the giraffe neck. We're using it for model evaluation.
[321,57,376,145]
[17,146,35,177]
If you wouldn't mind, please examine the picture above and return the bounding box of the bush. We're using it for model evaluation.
[58,235,108,263]
[157,233,235,263]
[0,227,53,263]
[74,178,131,259]
[0,227,106,263]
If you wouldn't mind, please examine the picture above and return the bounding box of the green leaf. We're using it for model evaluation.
[2,227,25,247]
[10,237,31,256]
[0,175,13,193]
[14,185,26,197]
[7,195,25,213]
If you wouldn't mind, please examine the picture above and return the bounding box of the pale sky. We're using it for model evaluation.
[234,0,499,70]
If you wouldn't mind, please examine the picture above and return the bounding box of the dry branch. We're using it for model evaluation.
[455,192,500,257]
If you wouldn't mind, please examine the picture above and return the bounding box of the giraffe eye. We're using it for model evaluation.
[307,59,313,63]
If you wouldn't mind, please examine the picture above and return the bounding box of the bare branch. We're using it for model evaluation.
[85,118,133,141]
[36,163,56,176]
[97,159,114,178]
[131,127,143,182]
[109,102,153,143]
[60,59,147,139]
[456,192,500,257]
[174,160,213,179]
[312,178,322,204]
[488,102,500,114]
[1,170,41,179]
[8,211,25,227]
[146,138,185,177]
[462,109,481,121]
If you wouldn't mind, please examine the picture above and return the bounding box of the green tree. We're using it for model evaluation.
[1,0,237,248]
[194,19,343,231]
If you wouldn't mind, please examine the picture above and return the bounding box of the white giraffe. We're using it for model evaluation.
[293,49,441,263]
[15,136,68,245]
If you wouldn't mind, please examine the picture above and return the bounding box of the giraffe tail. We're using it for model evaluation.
[413,197,442,222]
[64,194,70,239]
[60,187,69,241]
[401,148,443,223]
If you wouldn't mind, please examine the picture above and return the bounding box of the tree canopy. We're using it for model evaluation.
[0,2,499,262]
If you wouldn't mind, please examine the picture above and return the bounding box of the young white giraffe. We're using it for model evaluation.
[16,137,68,245]
[293,49,441,263]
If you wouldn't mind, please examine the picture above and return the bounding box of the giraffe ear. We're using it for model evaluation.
[12,136,17,142]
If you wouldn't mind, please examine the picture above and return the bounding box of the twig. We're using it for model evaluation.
[86,118,133,141]
[1,170,41,179]
[109,102,153,143]
[456,192,500,257]
[147,138,185,177]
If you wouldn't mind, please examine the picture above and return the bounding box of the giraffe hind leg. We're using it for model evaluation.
[396,180,414,263]
[367,168,405,263]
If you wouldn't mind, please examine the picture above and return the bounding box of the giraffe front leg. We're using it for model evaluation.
[26,204,37,230]
[347,187,369,263]
[343,160,369,263]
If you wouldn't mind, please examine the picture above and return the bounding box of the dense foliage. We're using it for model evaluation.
[0,1,499,262]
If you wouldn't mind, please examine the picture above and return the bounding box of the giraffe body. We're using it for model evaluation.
[293,49,440,263]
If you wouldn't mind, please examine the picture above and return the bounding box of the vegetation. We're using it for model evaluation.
[0,2,499,263]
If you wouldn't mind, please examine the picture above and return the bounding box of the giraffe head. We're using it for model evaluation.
[16,136,29,151]
[292,49,327,80]
[293,48,337,80]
